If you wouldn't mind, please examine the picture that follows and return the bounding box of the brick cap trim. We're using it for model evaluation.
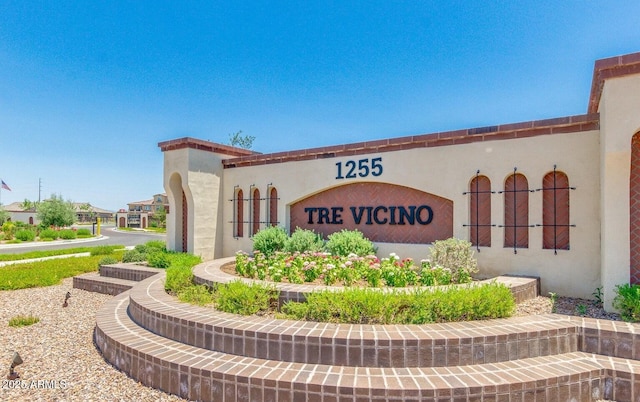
[588,51,640,114]
[158,137,259,157]
[222,114,599,168]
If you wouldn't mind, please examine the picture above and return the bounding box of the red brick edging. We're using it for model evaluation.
[90,262,640,401]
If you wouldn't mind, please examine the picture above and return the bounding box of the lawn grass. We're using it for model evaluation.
[0,250,125,290]
[0,245,124,262]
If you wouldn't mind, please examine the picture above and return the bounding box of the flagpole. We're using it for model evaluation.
[0,178,12,205]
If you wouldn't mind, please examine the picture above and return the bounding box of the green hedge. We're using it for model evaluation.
[614,283,640,322]
[282,283,515,324]
[15,229,36,242]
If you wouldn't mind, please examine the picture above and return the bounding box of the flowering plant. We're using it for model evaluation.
[235,249,474,287]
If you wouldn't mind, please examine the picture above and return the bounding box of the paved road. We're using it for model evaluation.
[0,225,166,254]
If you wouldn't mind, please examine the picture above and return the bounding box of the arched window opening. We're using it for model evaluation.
[468,174,492,249]
[181,190,188,251]
[542,169,571,252]
[252,188,260,236]
[503,171,530,253]
[269,187,278,226]
[235,189,244,238]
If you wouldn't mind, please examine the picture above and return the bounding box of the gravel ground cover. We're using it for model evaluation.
[0,278,183,402]
[0,277,620,401]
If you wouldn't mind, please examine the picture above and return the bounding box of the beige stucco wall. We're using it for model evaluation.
[219,129,601,298]
[163,147,232,261]
[160,53,640,310]
[8,212,38,224]
[598,73,640,310]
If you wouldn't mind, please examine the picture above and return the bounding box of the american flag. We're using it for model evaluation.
[1,180,11,191]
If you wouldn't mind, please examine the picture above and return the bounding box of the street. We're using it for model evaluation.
[0,225,166,254]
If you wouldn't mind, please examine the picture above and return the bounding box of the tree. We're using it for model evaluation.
[0,206,9,225]
[20,199,35,211]
[152,205,167,228]
[37,194,76,228]
[228,130,255,150]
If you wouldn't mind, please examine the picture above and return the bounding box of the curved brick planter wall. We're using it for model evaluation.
[96,291,609,401]
[88,261,640,401]
[192,257,539,306]
[129,273,576,368]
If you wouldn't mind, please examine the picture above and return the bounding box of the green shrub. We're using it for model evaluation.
[13,221,31,229]
[282,283,515,324]
[428,237,478,282]
[99,256,118,265]
[613,283,640,322]
[164,264,194,294]
[420,283,514,323]
[122,249,146,263]
[134,243,149,254]
[58,229,77,240]
[15,229,36,242]
[252,226,288,256]
[283,288,406,324]
[165,252,202,271]
[2,222,15,240]
[418,262,456,286]
[178,284,214,306]
[213,281,278,316]
[285,227,325,253]
[9,315,40,327]
[148,252,171,268]
[76,228,92,237]
[325,229,376,257]
[129,241,168,262]
[145,240,167,252]
[162,252,201,294]
[39,228,58,240]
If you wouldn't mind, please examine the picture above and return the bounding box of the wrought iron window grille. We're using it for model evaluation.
[534,165,576,255]
[229,185,281,236]
[462,170,496,252]
[498,167,536,254]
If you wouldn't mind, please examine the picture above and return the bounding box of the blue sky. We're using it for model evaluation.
[1,1,639,211]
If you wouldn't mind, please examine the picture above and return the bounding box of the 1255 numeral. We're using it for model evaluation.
[336,157,383,179]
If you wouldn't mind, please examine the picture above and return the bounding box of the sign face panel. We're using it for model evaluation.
[289,182,453,244]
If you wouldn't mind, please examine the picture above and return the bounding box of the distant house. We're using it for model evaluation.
[116,193,169,229]
[72,203,114,223]
[2,202,38,225]
[3,201,114,225]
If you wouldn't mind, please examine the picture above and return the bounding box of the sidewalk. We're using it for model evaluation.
[0,234,107,249]
[0,243,134,267]
[0,252,92,267]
